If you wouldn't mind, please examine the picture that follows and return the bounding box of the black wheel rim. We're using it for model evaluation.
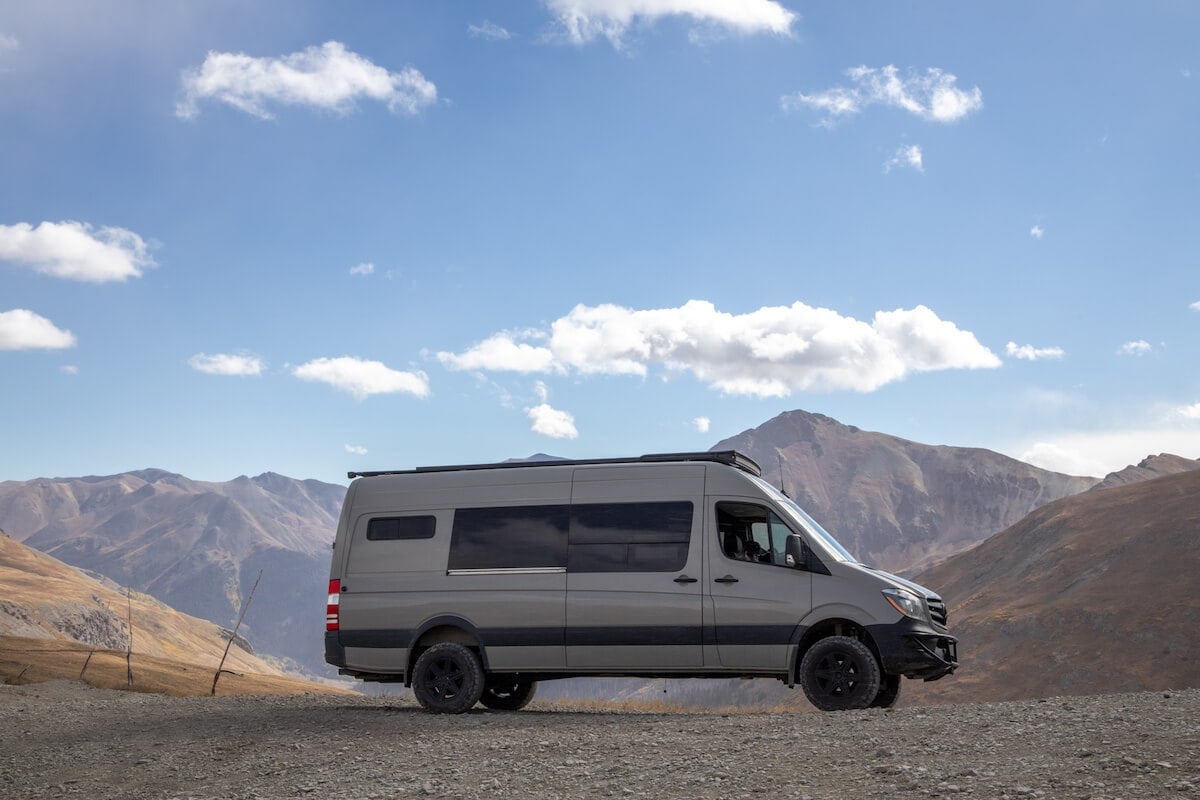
[424,656,466,699]
[488,679,522,699]
[812,649,867,699]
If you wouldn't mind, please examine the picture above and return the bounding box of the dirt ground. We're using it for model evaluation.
[1,680,1197,799]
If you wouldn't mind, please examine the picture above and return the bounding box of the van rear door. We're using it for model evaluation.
[565,465,705,669]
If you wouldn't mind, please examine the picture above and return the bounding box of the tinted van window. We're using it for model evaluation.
[568,501,693,573]
[366,516,436,541]
[448,505,568,570]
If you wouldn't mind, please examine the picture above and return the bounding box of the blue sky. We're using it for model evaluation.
[1,1,1198,486]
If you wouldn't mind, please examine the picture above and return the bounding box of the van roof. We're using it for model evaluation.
[347,450,761,480]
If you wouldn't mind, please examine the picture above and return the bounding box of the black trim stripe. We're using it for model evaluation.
[340,624,799,649]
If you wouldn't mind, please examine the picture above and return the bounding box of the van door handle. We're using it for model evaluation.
[715,575,739,584]
[673,575,698,584]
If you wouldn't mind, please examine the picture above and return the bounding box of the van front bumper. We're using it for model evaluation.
[867,620,958,681]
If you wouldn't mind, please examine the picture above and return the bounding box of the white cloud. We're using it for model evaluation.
[1005,341,1065,361]
[525,381,578,438]
[884,144,923,173]
[344,444,368,455]
[61,365,79,375]
[782,65,982,125]
[527,403,579,438]
[1118,340,1152,356]
[693,416,711,433]
[176,41,437,120]
[293,356,430,400]
[438,333,559,373]
[0,309,76,350]
[1178,403,1200,420]
[469,21,513,40]
[1017,425,1200,477]
[440,300,1000,397]
[1189,300,1200,312]
[0,221,154,283]
[1030,225,1045,239]
[544,0,796,47]
[349,262,375,276]
[0,33,18,51]
[188,352,265,376]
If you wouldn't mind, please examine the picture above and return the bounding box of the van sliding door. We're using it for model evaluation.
[565,465,705,669]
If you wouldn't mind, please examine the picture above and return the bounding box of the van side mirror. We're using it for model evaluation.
[784,534,806,570]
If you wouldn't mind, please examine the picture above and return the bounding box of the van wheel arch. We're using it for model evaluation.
[793,619,882,684]
[406,616,488,685]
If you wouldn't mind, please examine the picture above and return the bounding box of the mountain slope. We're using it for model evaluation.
[0,530,280,675]
[907,468,1200,705]
[713,409,1098,573]
[0,470,345,676]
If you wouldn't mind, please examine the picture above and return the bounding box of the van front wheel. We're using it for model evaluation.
[870,673,902,708]
[799,635,881,711]
[479,676,537,711]
[412,643,485,714]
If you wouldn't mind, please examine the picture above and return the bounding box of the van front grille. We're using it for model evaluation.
[927,598,948,629]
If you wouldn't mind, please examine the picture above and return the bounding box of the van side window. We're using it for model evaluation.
[717,502,792,567]
[448,505,569,570]
[568,501,693,573]
[366,516,437,541]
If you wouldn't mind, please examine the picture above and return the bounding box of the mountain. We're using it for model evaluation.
[0,469,345,677]
[713,409,1098,573]
[906,468,1200,705]
[1090,453,1200,491]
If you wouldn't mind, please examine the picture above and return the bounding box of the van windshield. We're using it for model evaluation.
[748,475,857,564]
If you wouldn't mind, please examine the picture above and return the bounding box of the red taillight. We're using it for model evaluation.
[326,579,340,631]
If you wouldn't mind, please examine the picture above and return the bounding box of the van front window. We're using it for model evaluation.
[748,475,857,564]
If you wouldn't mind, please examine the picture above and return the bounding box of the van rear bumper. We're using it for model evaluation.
[867,621,958,681]
[325,631,345,667]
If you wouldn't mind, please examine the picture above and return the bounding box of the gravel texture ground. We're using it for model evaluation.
[1,681,1197,799]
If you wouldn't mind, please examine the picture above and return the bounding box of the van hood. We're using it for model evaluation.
[843,562,942,601]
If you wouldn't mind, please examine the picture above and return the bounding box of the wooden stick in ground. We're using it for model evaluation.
[126,588,133,687]
[211,569,263,696]
[80,648,96,679]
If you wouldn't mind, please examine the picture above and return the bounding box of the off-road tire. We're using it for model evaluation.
[799,635,882,711]
[479,676,538,711]
[411,642,485,714]
[870,673,902,709]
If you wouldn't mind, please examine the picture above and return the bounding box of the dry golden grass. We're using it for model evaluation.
[0,635,356,697]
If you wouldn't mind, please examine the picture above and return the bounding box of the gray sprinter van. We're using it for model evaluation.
[324,451,957,713]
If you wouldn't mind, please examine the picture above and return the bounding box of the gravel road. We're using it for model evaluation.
[2,681,1197,799]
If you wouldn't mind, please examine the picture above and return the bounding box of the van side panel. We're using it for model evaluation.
[565,464,705,669]
[336,470,571,675]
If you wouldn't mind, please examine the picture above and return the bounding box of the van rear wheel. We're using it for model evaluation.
[412,642,485,714]
[479,675,537,711]
[799,635,881,711]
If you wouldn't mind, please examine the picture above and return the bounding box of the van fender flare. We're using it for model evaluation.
[789,603,880,685]
[407,615,490,680]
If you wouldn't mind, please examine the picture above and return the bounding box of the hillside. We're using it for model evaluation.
[714,409,1098,573]
[0,531,286,681]
[0,470,345,677]
[906,468,1200,705]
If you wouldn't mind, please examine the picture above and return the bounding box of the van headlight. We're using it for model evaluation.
[882,588,927,621]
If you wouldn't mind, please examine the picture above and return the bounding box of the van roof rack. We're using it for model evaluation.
[348,450,761,480]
